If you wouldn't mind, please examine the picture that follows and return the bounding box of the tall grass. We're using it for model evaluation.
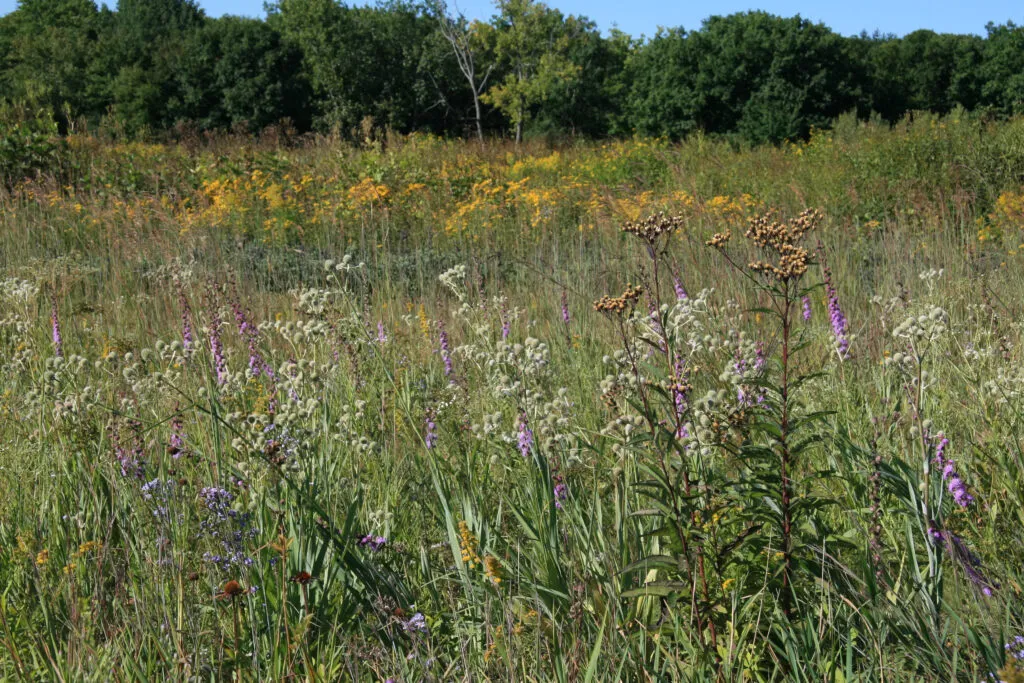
[2,112,1024,680]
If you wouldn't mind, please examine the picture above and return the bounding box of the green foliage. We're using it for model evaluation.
[0,1,1023,143]
[177,17,311,132]
[0,104,63,188]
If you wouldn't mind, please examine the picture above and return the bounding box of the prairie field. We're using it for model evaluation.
[6,114,1024,680]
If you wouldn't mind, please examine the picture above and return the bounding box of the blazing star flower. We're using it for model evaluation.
[208,314,227,385]
[50,296,63,358]
[377,321,388,344]
[821,260,850,359]
[561,289,571,324]
[517,412,533,458]
[500,301,511,340]
[438,323,453,377]
[425,410,438,449]
[802,295,812,321]
[553,481,567,509]
[933,436,973,507]
[673,275,688,301]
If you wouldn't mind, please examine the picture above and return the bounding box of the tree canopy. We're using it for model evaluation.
[0,0,1021,143]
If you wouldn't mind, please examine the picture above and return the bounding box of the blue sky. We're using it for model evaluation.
[0,0,1020,38]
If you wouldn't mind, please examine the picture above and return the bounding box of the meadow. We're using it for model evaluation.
[4,112,1024,680]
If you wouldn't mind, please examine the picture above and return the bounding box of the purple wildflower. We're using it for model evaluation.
[501,301,511,340]
[170,415,185,459]
[1006,635,1024,661]
[553,473,567,509]
[198,486,258,570]
[358,535,387,552]
[425,410,438,449]
[933,435,973,507]
[439,323,453,377]
[209,314,227,385]
[802,296,812,321]
[561,289,571,324]
[111,418,146,479]
[673,274,688,301]
[403,612,427,634]
[50,296,63,358]
[377,321,388,344]
[822,263,850,359]
[517,412,533,458]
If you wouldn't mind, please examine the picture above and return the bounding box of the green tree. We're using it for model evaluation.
[105,0,205,133]
[624,12,861,144]
[176,17,311,132]
[982,22,1024,115]
[271,0,465,135]
[479,0,581,143]
[0,0,106,128]
[862,30,984,121]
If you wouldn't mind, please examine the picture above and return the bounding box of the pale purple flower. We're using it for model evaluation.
[553,479,567,509]
[358,535,386,552]
[501,301,511,340]
[403,612,427,633]
[50,296,63,358]
[170,415,185,459]
[822,264,849,359]
[517,413,533,458]
[209,315,227,385]
[439,324,453,377]
[934,435,973,507]
[673,275,688,301]
[802,296,811,321]
[425,410,438,449]
[561,289,571,325]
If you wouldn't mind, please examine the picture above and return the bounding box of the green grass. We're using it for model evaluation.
[2,114,1024,680]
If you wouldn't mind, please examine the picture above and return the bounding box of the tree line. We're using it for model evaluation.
[1,0,1023,144]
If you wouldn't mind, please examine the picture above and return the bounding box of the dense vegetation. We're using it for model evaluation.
[3,114,1024,679]
[1,0,1024,144]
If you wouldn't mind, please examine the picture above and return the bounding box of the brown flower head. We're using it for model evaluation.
[742,208,820,282]
[593,283,644,315]
[217,580,245,600]
[623,212,684,244]
[289,571,316,585]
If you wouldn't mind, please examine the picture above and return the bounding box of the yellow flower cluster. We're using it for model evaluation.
[458,520,481,570]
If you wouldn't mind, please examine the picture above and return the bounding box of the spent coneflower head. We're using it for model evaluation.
[217,580,245,600]
[289,571,316,585]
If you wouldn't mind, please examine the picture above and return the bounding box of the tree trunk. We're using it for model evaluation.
[473,93,484,143]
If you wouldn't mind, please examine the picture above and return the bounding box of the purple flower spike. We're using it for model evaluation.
[51,296,63,359]
[438,323,453,377]
[517,412,533,458]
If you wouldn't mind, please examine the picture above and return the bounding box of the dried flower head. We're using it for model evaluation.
[742,209,821,282]
[217,580,246,600]
[289,571,316,585]
[706,229,732,249]
[593,283,643,315]
[622,212,684,243]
